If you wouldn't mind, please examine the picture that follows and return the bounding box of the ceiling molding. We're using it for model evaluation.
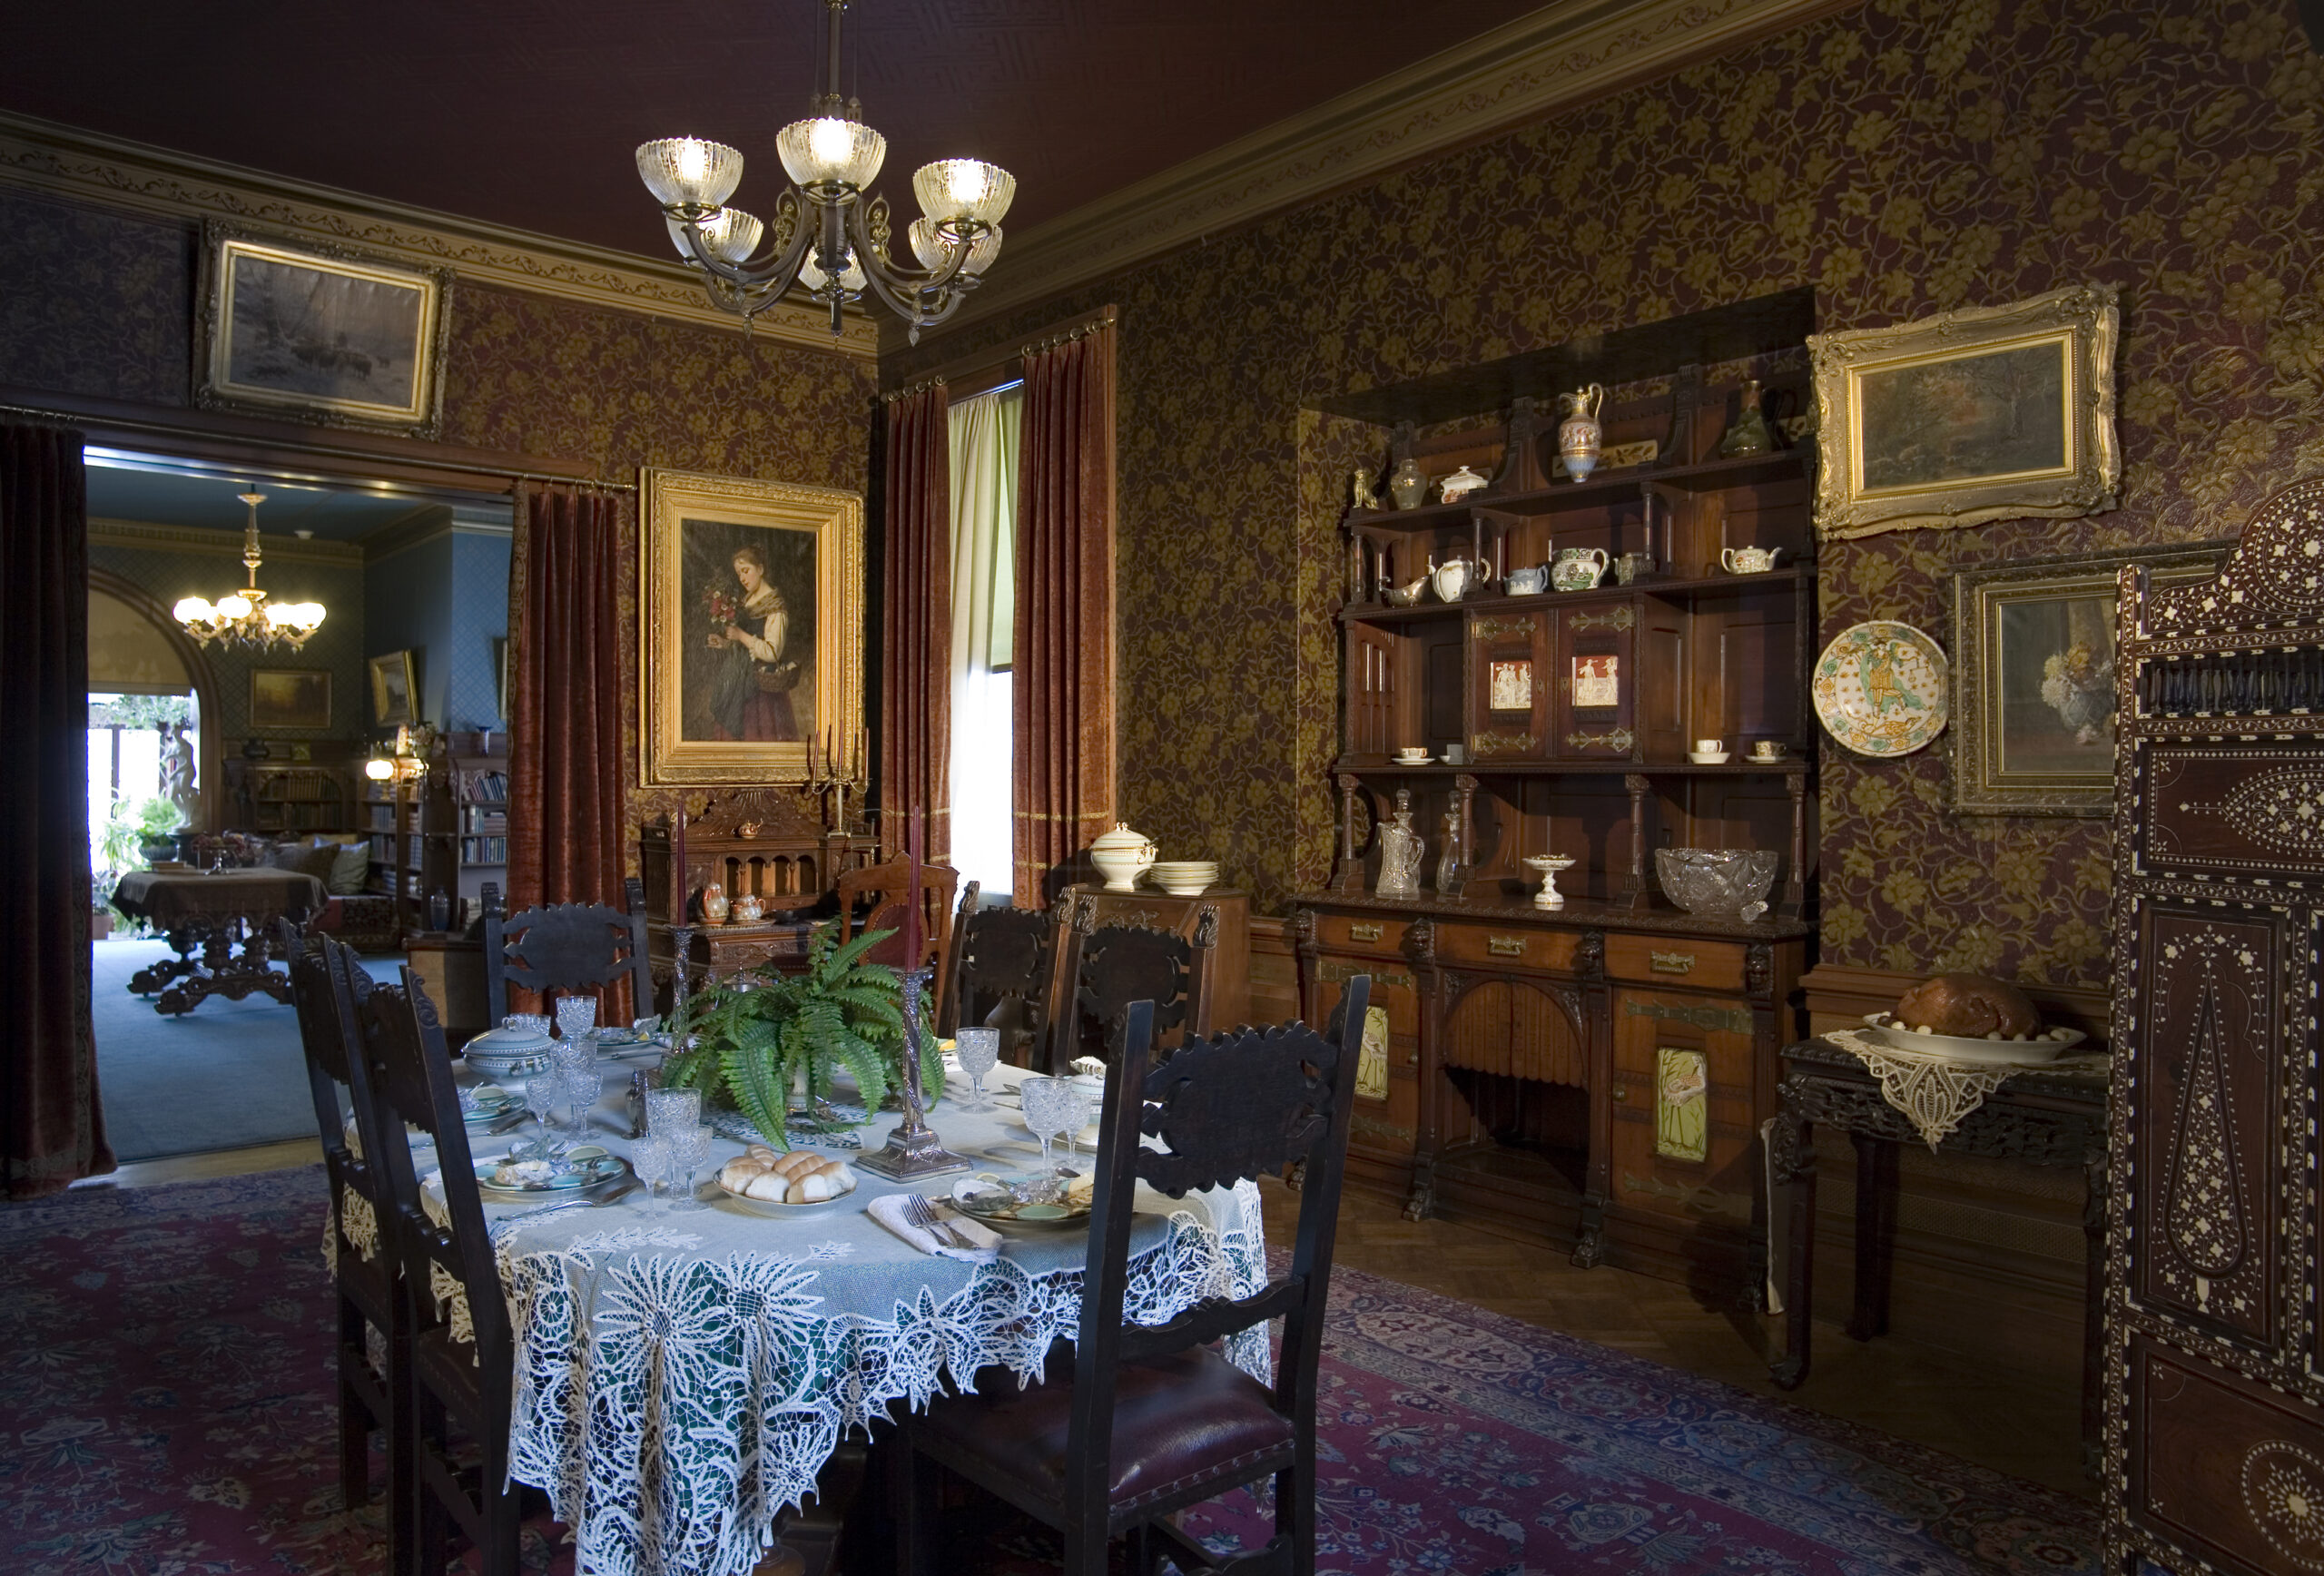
[361,501,514,565]
[891,0,1855,348]
[90,516,367,565]
[0,111,879,361]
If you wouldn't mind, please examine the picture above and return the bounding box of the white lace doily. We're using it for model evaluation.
[1824,1028,2103,1148]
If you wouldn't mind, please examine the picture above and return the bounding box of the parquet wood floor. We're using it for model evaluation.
[1268,1177,2095,1500]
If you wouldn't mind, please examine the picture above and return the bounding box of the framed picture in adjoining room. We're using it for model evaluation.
[493,635,510,723]
[369,649,419,727]
[249,668,331,732]
[639,468,864,786]
[193,221,452,438]
[1950,544,2227,815]
[1809,284,2120,540]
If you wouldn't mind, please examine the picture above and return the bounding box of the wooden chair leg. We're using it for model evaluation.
[1061,1508,1108,1576]
[413,1389,450,1576]
[1283,1456,1315,1576]
[336,1298,370,1508]
[480,1416,523,1576]
[387,1329,415,1576]
[887,1435,936,1576]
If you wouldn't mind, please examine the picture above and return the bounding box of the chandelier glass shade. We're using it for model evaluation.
[636,0,1014,340]
[171,490,326,653]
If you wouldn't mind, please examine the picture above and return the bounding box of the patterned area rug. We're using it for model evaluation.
[0,1167,2098,1575]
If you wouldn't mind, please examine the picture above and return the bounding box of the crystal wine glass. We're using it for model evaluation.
[561,1067,602,1136]
[555,996,599,1047]
[645,1087,702,1138]
[632,1132,672,1198]
[953,1029,1000,1111]
[666,1123,714,1212]
[1019,1076,1077,1173]
[523,1073,571,1160]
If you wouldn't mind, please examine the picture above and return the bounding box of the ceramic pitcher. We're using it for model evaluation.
[1431,557,1477,602]
[1557,384,1607,481]
[1552,547,1609,590]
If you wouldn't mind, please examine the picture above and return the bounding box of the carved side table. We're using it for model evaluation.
[1768,1037,2109,1472]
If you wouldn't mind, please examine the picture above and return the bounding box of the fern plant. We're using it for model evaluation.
[659,921,942,1148]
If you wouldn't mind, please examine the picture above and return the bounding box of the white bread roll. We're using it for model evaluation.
[743,1170,789,1201]
[773,1150,821,1179]
[746,1144,779,1162]
[719,1157,769,1190]
[793,1169,840,1203]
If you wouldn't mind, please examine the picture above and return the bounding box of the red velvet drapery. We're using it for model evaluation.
[508,484,634,1018]
[1011,320,1117,908]
[1,423,114,1196]
[881,382,952,863]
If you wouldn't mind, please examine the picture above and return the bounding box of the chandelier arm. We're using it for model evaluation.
[845,200,974,296]
[678,206,817,294]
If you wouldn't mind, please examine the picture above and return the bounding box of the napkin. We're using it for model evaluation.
[866,1193,1002,1261]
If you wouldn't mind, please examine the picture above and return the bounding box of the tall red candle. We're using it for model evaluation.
[673,803,688,919]
[904,807,922,967]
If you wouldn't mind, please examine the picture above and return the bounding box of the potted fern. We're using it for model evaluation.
[659,922,944,1148]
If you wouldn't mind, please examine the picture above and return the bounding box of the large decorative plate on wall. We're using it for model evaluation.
[1813,620,1948,757]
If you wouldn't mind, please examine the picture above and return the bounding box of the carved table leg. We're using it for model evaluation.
[1769,1101,1817,1389]
[1571,1191,1609,1269]
[2081,1150,2107,1480]
[1846,1131,1897,1342]
[128,921,205,997]
[1402,1155,1436,1222]
[156,913,298,1016]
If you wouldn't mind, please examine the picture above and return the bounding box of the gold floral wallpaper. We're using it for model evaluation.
[887,0,2324,991]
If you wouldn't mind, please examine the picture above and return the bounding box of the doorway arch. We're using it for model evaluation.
[87,566,223,832]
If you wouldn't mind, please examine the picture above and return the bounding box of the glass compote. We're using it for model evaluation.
[665,1123,714,1212]
[953,1029,1000,1111]
[645,1087,702,1138]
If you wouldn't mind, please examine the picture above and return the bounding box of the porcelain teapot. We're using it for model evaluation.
[1504,564,1549,595]
[1552,547,1609,591]
[1720,545,1787,575]
[1430,557,1478,603]
[1089,822,1158,891]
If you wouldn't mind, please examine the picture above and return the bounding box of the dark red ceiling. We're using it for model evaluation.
[0,1,1551,257]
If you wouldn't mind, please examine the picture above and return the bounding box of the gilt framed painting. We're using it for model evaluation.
[1809,284,2120,540]
[194,222,451,438]
[1949,544,2226,815]
[639,469,863,786]
[249,668,331,732]
[369,650,419,727]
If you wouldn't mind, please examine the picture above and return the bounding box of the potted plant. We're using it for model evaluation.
[659,922,943,1148]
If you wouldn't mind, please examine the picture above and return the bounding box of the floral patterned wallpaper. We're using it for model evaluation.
[887,0,2324,990]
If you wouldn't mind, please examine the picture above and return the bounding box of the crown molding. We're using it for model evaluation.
[0,111,878,361]
[891,0,1856,350]
[89,516,367,565]
[361,501,514,565]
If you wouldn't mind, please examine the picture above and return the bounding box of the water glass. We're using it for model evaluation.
[522,1073,571,1158]
[645,1087,702,1137]
[555,997,599,1045]
[666,1124,714,1212]
[953,1029,1000,1111]
[561,1067,602,1133]
[632,1132,672,1197]
[1019,1077,1076,1172]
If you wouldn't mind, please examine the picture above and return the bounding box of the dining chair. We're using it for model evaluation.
[892,976,1373,1576]
[1042,896,1218,1073]
[838,853,960,970]
[480,876,654,1024]
[281,920,410,1553]
[357,964,523,1576]
[934,882,1059,1068]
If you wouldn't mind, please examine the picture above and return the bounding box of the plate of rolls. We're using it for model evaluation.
[717,1144,861,1213]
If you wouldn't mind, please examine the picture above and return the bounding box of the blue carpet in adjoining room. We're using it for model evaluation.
[91,938,400,1162]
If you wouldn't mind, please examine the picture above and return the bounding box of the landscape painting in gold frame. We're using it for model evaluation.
[640,469,863,787]
[1809,284,2119,540]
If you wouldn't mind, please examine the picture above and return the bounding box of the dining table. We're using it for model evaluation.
[399,1053,1269,1576]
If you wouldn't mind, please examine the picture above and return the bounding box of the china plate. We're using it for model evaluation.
[462,1090,520,1125]
[950,1188,1093,1233]
[1813,620,1948,757]
[475,1151,628,1197]
[1860,1013,2087,1066]
[716,1178,857,1216]
[1687,751,1731,763]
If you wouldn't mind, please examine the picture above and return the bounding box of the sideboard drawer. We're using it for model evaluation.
[1436,922,1580,973]
[1314,913,1408,956]
[1605,934,1748,993]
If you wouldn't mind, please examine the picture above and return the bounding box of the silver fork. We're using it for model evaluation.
[903,1193,966,1249]
[502,1176,642,1223]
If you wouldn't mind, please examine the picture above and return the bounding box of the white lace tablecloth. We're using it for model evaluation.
[457,1061,1265,1576]
[1823,1027,2109,1148]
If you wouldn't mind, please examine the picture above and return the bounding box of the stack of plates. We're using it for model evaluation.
[1148,860,1218,895]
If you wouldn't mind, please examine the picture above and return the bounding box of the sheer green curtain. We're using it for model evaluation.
[947,386,1020,899]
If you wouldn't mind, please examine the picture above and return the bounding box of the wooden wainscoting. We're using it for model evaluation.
[1250,915,1302,1026]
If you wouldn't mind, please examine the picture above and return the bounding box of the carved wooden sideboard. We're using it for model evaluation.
[638,788,877,996]
[2105,479,2324,1576]
[1294,892,1807,1287]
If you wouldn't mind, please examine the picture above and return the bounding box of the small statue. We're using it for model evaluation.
[1348,467,1380,512]
[158,723,197,821]
[1435,803,1466,893]
[1374,788,1424,898]
[1718,377,1776,458]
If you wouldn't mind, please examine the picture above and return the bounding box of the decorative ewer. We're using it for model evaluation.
[1717,378,1775,458]
[1348,467,1380,512]
[1430,556,1478,603]
[1088,822,1158,891]
[1374,789,1424,898]
[1438,465,1488,503]
[1557,385,1607,481]
[1552,547,1610,591]
[701,881,730,924]
[1387,458,1430,510]
[1522,853,1577,910]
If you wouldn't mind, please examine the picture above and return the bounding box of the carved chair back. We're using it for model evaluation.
[836,855,959,969]
[1046,898,1217,1072]
[481,876,653,1024]
[934,882,1059,1068]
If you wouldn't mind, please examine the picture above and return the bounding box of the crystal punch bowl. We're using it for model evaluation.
[1655,848,1777,921]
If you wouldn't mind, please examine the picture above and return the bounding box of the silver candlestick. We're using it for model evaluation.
[856,964,970,1180]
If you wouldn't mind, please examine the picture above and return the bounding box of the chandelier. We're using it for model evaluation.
[635,0,1015,341]
[171,489,327,653]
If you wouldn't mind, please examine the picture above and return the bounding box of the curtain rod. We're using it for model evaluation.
[882,304,1120,403]
[0,400,636,493]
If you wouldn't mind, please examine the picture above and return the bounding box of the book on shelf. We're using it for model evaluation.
[460,836,508,864]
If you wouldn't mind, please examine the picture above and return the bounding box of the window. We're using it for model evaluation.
[947,385,1020,900]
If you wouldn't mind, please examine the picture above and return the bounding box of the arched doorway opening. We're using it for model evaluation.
[86,566,223,839]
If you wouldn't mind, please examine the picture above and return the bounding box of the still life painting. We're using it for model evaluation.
[194,222,450,438]
[641,470,863,786]
[1951,546,2224,814]
[1809,284,2119,539]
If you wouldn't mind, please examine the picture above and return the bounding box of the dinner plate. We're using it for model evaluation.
[950,1183,1093,1233]
[475,1149,626,1196]
[1859,1013,2086,1066]
[462,1089,520,1125]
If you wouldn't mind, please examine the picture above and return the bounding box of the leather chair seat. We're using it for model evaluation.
[919,1344,1293,1513]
